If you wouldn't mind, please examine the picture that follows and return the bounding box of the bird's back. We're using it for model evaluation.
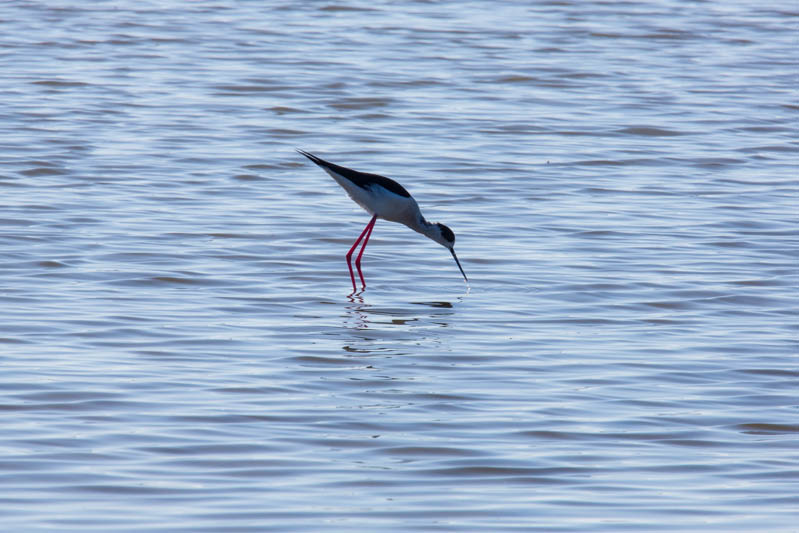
[297,150,411,199]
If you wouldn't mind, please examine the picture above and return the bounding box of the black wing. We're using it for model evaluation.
[297,150,411,199]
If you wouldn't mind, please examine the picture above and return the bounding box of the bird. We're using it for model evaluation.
[297,150,467,291]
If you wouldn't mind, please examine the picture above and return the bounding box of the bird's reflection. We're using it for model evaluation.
[342,292,463,334]
[345,291,368,330]
[411,300,453,309]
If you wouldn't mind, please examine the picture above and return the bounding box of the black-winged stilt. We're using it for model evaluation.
[297,150,467,291]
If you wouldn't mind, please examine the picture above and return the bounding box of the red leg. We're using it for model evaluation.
[355,216,376,288]
[345,215,377,291]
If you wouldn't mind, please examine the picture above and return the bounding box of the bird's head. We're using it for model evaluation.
[430,222,456,248]
[429,222,468,283]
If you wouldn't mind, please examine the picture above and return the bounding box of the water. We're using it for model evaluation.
[1,1,797,531]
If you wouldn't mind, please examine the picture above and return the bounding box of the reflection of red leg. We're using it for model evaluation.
[346,214,377,291]
[355,216,376,288]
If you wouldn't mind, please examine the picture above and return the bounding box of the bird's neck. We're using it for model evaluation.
[413,216,440,241]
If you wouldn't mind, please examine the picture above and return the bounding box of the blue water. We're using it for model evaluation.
[1,1,797,531]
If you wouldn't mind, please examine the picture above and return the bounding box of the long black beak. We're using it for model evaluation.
[450,248,468,283]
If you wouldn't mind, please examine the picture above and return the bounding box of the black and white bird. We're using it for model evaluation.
[297,150,467,291]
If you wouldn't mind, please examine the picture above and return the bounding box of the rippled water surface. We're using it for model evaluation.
[1,1,797,531]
